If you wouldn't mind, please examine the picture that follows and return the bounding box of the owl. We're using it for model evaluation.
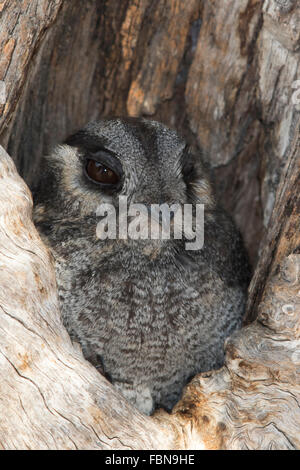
[33,117,250,415]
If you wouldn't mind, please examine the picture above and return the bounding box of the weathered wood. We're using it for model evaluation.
[246,117,300,323]
[176,254,300,450]
[0,0,300,450]
[0,0,63,135]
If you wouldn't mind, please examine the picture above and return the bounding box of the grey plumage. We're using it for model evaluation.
[33,117,250,415]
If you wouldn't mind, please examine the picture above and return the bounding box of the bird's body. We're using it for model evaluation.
[33,117,250,414]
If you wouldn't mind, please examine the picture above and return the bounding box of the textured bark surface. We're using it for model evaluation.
[246,116,300,322]
[0,0,300,450]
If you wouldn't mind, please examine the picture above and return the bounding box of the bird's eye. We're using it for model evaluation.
[85,159,120,185]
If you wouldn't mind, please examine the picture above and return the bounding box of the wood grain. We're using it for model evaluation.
[0,0,300,449]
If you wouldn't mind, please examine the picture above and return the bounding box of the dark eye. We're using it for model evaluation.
[86,159,120,185]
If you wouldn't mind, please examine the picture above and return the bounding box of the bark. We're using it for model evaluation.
[246,116,300,323]
[0,0,299,450]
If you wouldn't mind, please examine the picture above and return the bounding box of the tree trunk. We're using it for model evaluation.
[0,0,299,450]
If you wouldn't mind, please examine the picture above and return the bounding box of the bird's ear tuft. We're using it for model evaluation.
[64,129,87,148]
[64,128,108,154]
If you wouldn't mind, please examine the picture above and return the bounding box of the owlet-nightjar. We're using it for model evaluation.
[33,117,250,415]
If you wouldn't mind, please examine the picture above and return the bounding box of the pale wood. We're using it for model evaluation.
[0,0,300,450]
